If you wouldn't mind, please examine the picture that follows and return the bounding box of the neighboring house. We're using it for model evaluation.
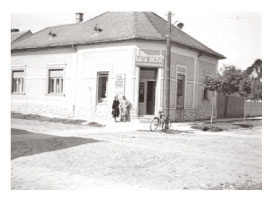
[11,12,225,121]
[11,29,32,44]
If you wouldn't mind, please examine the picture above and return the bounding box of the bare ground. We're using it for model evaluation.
[11,118,262,190]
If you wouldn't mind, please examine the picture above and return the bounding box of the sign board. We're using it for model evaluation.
[135,49,164,67]
[115,74,125,96]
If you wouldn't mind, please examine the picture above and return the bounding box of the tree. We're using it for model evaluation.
[239,73,252,98]
[244,59,262,100]
[245,59,262,80]
[204,74,221,124]
[219,65,243,96]
[218,60,262,101]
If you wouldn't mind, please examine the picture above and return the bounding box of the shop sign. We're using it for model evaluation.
[135,50,164,67]
[115,74,125,96]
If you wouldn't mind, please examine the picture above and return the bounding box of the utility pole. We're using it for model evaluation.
[164,11,171,129]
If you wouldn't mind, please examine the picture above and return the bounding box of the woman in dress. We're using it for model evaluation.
[112,95,120,122]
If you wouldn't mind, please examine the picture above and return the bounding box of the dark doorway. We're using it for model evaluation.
[146,81,156,114]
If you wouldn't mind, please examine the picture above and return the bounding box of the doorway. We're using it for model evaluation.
[138,69,157,116]
[146,81,156,114]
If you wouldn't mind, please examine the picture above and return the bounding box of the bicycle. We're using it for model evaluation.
[150,111,172,131]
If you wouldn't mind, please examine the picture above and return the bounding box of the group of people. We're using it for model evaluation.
[112,95,131,122]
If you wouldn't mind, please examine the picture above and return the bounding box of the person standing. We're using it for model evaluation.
[119,96,130,122]
[112,96,120,122]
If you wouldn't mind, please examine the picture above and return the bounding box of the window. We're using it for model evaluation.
[176,74,185,108]
[97,72,109,103]
[203,88,208,100]
[48,69,63,94]
[12,70,24,93]
[177,75,184,96]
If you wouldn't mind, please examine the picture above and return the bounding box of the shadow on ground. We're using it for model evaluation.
[137,129,194,134]
[11,112,105,127]
[11,128,101,160]
[191,119,261,132]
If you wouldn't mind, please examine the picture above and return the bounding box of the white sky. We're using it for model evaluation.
[2,1,271,201]
[11,11,261,70]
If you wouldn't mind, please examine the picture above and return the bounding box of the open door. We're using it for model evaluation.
[146,81,156,114]
[138,69,157,116]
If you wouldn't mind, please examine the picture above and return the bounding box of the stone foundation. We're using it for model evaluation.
[12,100,217,122]
[75,104,112,121]
[170,108,217,121]
[11,101,74,118]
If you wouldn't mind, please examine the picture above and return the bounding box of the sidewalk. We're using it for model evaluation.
[11,112,261,134]
[202,116,261,124]
[85,116,262,133]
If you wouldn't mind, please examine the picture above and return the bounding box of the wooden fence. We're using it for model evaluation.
[244,101,262,117]
[217,95,262,118]
[217,95,245,118]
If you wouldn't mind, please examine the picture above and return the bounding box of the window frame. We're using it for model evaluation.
[97,71,109,104]
[177,74,185,97]
[176,73,185,108]
[11,67,26,94]
[48,69,64,94]
[175,64,187,109]
[46,64,66,96]
[203,88,209,100]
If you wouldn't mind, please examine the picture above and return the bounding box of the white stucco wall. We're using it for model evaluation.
[74,43,136,120]
[11,41,219,121]
[11,48,77,117]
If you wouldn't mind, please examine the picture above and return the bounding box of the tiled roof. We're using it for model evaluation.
[11,30,32,43]
[11,12,225,59]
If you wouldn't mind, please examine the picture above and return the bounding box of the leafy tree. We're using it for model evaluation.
[239,73,252,97]
[244,59,262,100]
[245,59,262,80]
[204,74,221,91]
[219,65,243,96]
[203,74,221,124]
[218,60,262,101]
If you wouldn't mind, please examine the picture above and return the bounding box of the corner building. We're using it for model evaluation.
[11,12,225,121]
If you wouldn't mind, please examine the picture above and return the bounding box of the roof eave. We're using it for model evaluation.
[11,37,226,60]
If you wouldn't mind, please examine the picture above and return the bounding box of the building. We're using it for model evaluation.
[11,12,225,121]
[11,29,32,44]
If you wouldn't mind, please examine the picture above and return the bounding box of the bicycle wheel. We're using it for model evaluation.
[162,118,172,130]
[150,118,160,131]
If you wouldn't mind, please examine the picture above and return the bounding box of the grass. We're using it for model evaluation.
[11,128,101,159]
[11,112,105,127]
[191,119,261,132]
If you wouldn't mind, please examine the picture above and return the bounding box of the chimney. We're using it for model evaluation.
[75,13,84,23]
[11,28,20,33]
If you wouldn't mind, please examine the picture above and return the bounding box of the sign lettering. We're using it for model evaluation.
[115,74,125,96]
[135,51,165,67]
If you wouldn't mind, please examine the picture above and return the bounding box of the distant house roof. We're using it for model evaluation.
[11,12,225,59]
[11,30,32,43]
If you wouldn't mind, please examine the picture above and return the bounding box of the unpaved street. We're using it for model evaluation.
[11,118,262,190]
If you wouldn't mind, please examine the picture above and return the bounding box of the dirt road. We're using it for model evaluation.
[11,118,262,190]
